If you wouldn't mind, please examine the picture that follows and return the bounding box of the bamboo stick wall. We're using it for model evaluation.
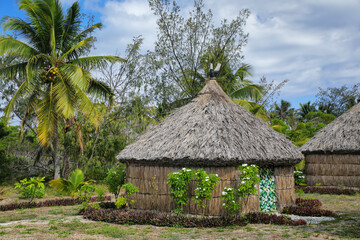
[126,163,295,215]
[305,154,360,188]
[274,166,296,211]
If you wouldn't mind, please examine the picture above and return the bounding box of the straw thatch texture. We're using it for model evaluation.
[305,154,360,188]
[301,103,360,154]
[117,78,303,167]
[274,166,296,210]
[126,163,295,215]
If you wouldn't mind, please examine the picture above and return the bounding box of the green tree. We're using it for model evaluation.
[147,0,249,107]
[0,0,122,178]
[316,84,360,116]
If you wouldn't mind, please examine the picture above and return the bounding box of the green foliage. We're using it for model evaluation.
[294,171,306,186]
[115,197,127,209]
[78,183,96,211]
[49,169,94,198]
[221,164,260,216]
[105,164,126,200]
[14,177,45,202]
[193,169,220,214]
[237,164,260,197]
[221,187,240,216]
[167,168,195,214]
[316,84,360,116]
[115,183,139,208]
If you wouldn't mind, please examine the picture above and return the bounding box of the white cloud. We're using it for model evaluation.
[91,0,157,55]
[87,0,360,103]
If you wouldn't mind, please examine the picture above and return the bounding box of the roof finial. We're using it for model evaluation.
[209,63,221,78]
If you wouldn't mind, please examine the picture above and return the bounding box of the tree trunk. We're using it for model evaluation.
[52,132,61,179]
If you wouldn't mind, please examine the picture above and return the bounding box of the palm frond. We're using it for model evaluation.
[3,79,32,123]
[230,84,264,101]
[75,87,102,128]
[88,78,114,104]
[0,37,38,59]
[60,63,90,90]
[71,55,124,70]
[53,74,76,119]
[0,62,28,79]
[37,83,57,146]
[59,37,95,61]
[68,169,85,190]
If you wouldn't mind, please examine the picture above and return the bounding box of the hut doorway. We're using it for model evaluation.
[259,168,277,212]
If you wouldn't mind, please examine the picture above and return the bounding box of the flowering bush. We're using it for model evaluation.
[221,187,240,216]
[167,168,195,214]
[221,164,260,215]
[193,169,220,215]
[294,171,306,186]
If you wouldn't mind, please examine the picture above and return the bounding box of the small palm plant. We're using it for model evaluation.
[49,169,93,198]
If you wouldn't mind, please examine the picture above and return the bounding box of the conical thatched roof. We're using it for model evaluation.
[117,78,303,167]
[301,103,360,154]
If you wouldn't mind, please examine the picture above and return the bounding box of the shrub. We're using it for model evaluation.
[167,168,195,214]
[281,197,336,217]
[104,164,126,200]
[82,208,306,227]
[222,164,260,216]
[115,183,139,209]
[296,186,358,195]
[294,170,306,186]
[14,177,45,202]
[193,169,219,215]
[295,198,322,209]
[245,212,306,226]
[0,196,111,211]
[282,206,336,217]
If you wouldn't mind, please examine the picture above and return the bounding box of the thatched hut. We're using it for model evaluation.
[117,77,303,215]
[301,103,360,189]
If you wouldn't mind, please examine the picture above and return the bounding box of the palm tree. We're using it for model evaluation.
[0,0,122,178]
[49,169,92,198]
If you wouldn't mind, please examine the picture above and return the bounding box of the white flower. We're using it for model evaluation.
[242,163,248,167]
[215,174,218,177]
[182,168,186,170]
[241,181,245,184]
[222,203,226,206]
[196,196,198,198]
[232,200,235,203]
[222,191,226,196]
[251,165,256,167]
[187,169,191,172]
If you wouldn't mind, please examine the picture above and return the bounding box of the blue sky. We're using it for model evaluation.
[1,0,360,109]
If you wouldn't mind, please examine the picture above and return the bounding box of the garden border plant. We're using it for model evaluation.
[296,186,359,195]
[0,196,111,211]
[81,207,307,227]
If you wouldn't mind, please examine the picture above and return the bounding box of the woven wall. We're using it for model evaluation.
[274,166,296,211]
[126,163,295,215]
[305,154,360,188]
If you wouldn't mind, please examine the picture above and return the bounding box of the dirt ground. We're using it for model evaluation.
[0,193,359,239]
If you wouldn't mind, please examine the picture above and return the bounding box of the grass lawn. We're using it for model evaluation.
[0,187,359,239]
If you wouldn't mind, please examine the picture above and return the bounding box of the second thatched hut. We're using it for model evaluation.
[301,103,360,189]
[117,77,303,215]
